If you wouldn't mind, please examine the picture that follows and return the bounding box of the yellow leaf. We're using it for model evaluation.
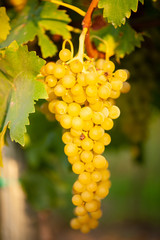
[0,7,11,43]
[0,125,8,175]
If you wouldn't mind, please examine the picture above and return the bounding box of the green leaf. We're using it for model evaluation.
[98,0,143,27]
[0,1,71,58]
[92,23,144,60]
[37,30,57,59]
[0,43,47,146]
[0,7,11,43]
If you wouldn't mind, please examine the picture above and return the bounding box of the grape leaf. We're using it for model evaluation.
[98,0,144,27]
[0,1,71,58]
[0,7,11,43]
[92,23,144,60]
[0,42,47,146]
[37,30,57,59]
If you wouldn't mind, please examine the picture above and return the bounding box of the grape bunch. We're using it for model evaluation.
[40,43,128,233]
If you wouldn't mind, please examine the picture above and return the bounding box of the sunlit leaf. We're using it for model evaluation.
[98,0,144,27]
[0,43,47,145]
[0,7,11,43]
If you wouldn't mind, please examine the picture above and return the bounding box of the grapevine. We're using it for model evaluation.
[40,0,130,230]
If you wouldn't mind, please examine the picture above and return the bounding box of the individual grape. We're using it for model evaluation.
[109,105,120,119]
[85,72,97,85]
[71,84,83,95]
[78,214,90,224]
[80,107,93,120]
[70,128,82,137]
[85,162,95,172]
[114,69,127,82]
[60,114,72,129]
[70,218,81,230]
[40,65,47,76]
[86,85,97,97]
[79,172,91,184]
[82,120,93,131]
[62,91,73,103]
[92,112,104,125]
[101,107,109,118]
[48,100,57,113]
[121,82,131,93]
[75,205,87,216]
[80,224,90,234]
[85,200,100,212]
[72,194,83,206]
[81,191,93,202]
[55,114,62,122]
[59,49,72,62]
[72,117,83,130]
[110,90,121,99]
[90,209,102,219]
[45,75,57,88]
[73,137,82,147]
[62,75,76,88]
[68,155,80,165]
[97,74,107,84]
[101,169,110,181]
[44,62,55,75]
[47,90,57,102]
[95,183,109,199]
[93,155,107,169]
[90,99,104,111]
[96,58,105,69]
[91,171,102,182]
[99,133,111,146]
[98,85,111,99]
[73,180,86,193]
[72,161,85,174]
[64,143,78,157]
[53,64,66,79]
[80,151,93,163]
[68,103,81,117]
[77,73,87,86]
[93,141,105,154]
[73,93,87,104]
[102,60,115,73]
[111,79,123,91]
[70,60,83,73]
[54,84,66,97]
[81,138,93,151]
[62,131,73,144]
[54,101,67,114]
[86,181,97,192]
[89,126,104,140]
[101,117,114,130]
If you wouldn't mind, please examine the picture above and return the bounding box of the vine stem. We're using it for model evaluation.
[76,0,100,62]
[82,0,99,29]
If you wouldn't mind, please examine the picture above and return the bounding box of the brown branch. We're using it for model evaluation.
[82,0,99,28]
[85,29,105,59]
[82,0,105,59]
